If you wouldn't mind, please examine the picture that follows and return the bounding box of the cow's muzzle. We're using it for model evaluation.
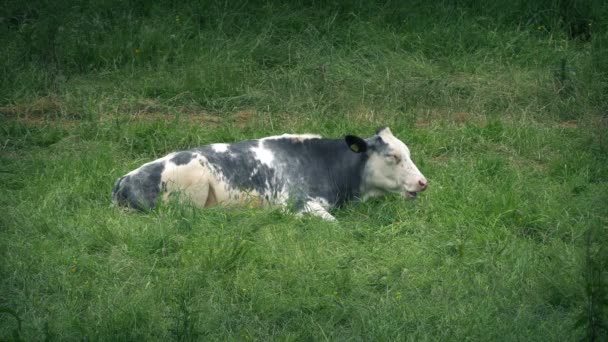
[404,179,428,199]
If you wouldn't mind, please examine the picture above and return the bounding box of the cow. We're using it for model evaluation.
[112,127,427,221]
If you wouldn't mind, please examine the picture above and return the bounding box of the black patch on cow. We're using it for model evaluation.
[193,137,370,208]
[113,175,136,208]
[112,176,127,202]
[196,140,282,201]
[170,152,193,166]
[261,137,368,207]
[112,162,165,210]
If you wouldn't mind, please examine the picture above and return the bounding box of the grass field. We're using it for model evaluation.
[1,0,608,340]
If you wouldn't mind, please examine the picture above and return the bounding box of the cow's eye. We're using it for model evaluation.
[387,154,401,163]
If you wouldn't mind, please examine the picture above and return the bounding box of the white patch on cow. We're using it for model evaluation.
[250,142,275,166]
[160,155,269,208]
[263,133,322,142]
[211,143,229,153]
[161,155,210,206]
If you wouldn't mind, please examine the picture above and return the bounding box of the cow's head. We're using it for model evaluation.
[346,127,428,199]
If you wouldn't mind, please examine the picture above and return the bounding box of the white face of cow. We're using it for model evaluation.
[346,127,428,199]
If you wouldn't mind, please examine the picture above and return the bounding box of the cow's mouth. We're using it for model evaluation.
[405,191,418,199]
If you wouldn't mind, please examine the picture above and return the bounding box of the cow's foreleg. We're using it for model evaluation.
[300,200,336,221]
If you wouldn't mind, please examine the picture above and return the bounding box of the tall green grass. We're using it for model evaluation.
[1,0,607,340]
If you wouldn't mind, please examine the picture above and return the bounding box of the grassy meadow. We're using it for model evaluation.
[1,0,608,340]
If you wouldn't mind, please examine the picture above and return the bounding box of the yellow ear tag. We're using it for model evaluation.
[350,144,359,152]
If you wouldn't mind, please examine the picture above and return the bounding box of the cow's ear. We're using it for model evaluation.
[376,126,392,135]
[345,135,368,153]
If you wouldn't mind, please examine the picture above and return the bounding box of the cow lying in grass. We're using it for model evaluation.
[112,127,427,221]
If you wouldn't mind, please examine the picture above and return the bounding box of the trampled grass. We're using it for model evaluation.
[1,0,607,340]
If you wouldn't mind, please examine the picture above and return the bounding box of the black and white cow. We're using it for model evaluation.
[112,127,427,221]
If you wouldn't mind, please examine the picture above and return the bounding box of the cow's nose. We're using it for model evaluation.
[418,179,428,190]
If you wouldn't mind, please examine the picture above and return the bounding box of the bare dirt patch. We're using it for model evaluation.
[556,120,578,128]
[416,108,487,127]
[0,96,62,117]
[2,95,228,129]
[232,109,257,129]
[0,96,79,128]
[115,98,222,126]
